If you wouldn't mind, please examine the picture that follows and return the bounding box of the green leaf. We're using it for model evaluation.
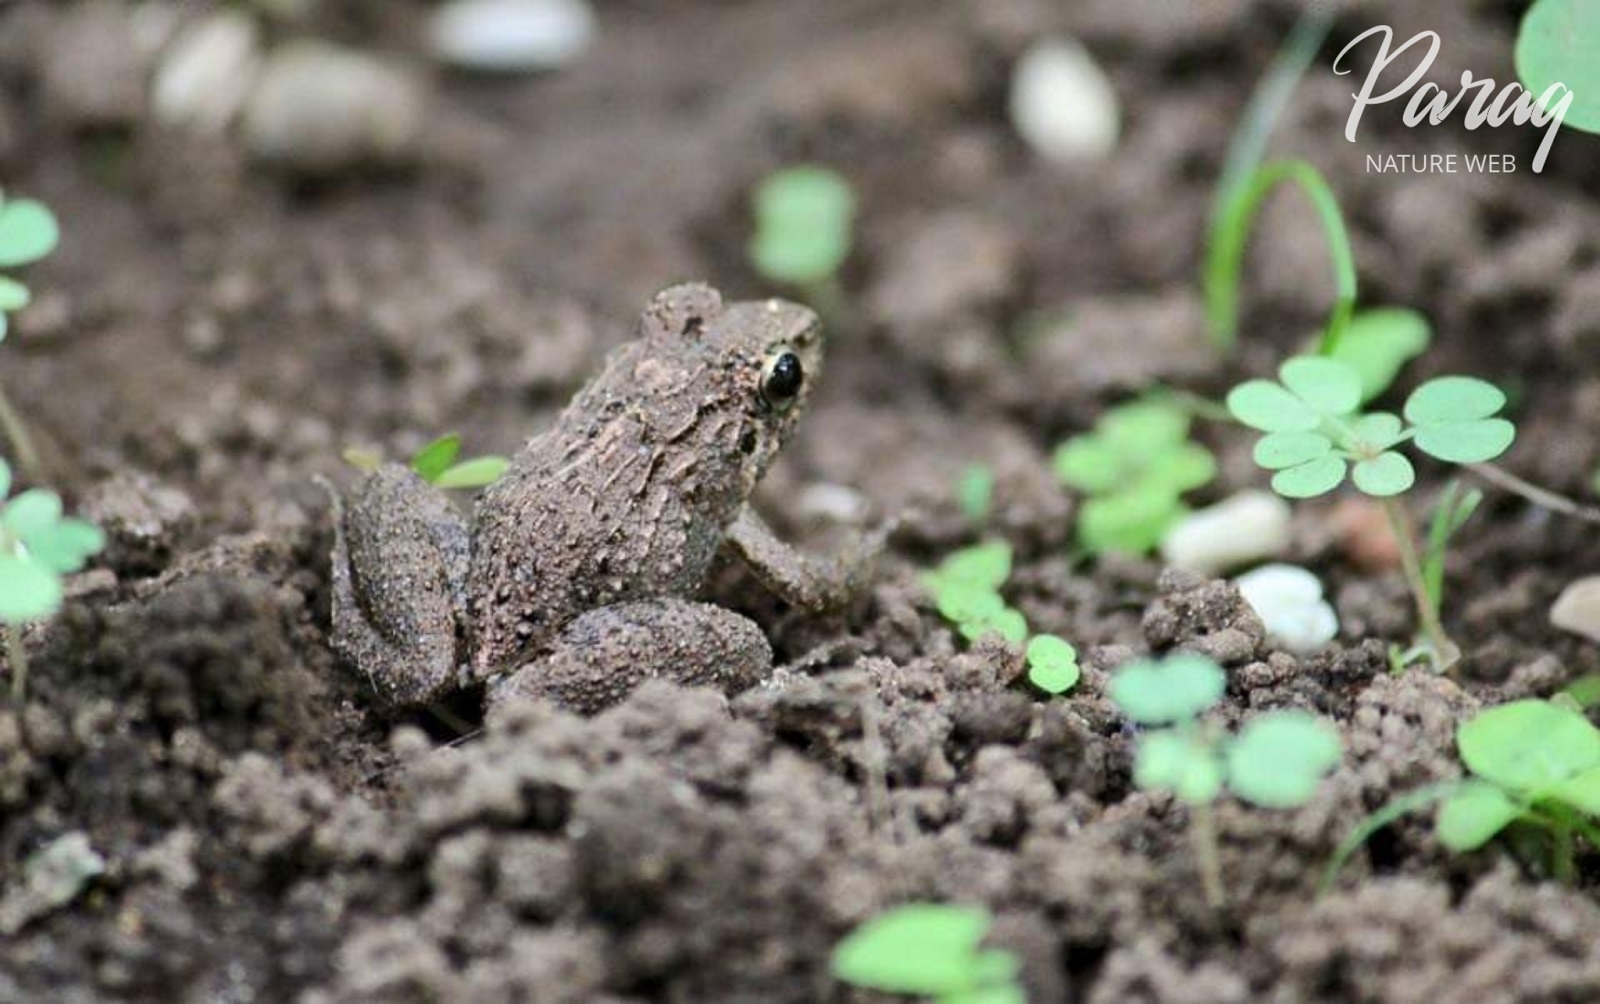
[1135,731,1225,804]
[342,447,384,473]
[937,581,1005,626]
[1516,0,1600,135]
[961,606,1028,645]
[23,519,105,574]
[1053,436,1121,493]
[409,434,462,483]
[1548,765,1600,816]
[934,541,1012,591]
[0,276,30,312]
[1160,442,1217,493]
[1078,490,1182,556]
[1026,634,1079,695]
[1271,455,1347,498]
[1227,380,1319,433]
[0,199,60,268]
[957,465,994,521]
[1349,412,1405,451]
[831,904,995,995]
[1100,399,1190,452]
[0,458,10,501]
[0,554,63,622]
[1225,711,1342,808]
[1437,781,1523,851]
[1352,451,1415,497]
[1413,419,1516,464]
[434,456,510,490]
[749,166,855,286]
[3,489,63,539]
[947,986,1027,1004]
[1405,376,1507,425]
[1457,699,1600,792]
[1254,431,1334,470]
[1109,654,1227,725]
[1329,308,1432,401]
[1280,356,1362,416]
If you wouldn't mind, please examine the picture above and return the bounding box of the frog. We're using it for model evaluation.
[328,282,879,714]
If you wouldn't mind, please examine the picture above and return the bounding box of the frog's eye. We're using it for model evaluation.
[760,349,804,411]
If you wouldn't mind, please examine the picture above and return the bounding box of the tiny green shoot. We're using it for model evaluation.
[831,903,1023,1004]
[1052,397,1216,556]
[1110,653,1341,907]
[0,192,62,480]
[0,458,104,703]
[957,465,995,523]
[1324,700,1600,889]
[1229,356,1515,669]
[748,165,855,317]
[923,541,1080,696]
[1516,0,1600,135]
[1422,480,1482,612]
[343,434,509,491]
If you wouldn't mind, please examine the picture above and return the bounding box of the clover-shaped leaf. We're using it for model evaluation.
[1457,699,1600,793]
[960,605,1028,645]
[1228,356,1363,433]
[1225,711,1342,808]
[0,276,29,313]
[1026,634,1079,695]
[1351,451,1414,497]
[0,553,62,622]
[1329,308,1432,402]
[1271,455,1347,499]
[1109,654,1227,725]
[1437,780,1523,851]
[929,541,1013,592]
[1078,487,1186,556]
[749,166,855,287]
[1404,376,1516,464]
[0,198,60,268]
[1136,731,1224,804]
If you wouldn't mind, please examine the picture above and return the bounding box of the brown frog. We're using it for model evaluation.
[329,283,876,713]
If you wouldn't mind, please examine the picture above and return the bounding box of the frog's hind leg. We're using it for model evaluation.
[326,465,471,709]
[487,600,772,715]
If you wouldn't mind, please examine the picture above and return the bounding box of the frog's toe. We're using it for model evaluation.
[488,600,772,715]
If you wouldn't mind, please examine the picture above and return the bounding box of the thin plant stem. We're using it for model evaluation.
[1191,801,1225,910]
[1380,496,1458,671]
[1319,781,1462,894]
[7,624,28,705]
[1469,461,1600,526]
[0,380,43,483]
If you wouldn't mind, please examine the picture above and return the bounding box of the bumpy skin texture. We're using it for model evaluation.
[332,283,864,713]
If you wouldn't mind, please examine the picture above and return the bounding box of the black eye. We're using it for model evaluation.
[761,350,804,409]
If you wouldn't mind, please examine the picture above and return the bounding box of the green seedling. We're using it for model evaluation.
[1110,653,1341,907]
[923,541,1079,697]
[1052,397,1216,556]
[1324,699,1600,889]
[0,192,62,480]
[1327,308,1432,403]
[0,459,104,703]
[957,465,995,523]
[1517,0,1600,135]
[1229,356,1515,669]
[748,165,855,318]
[831,903,1024,1004]
[344,434,509,490]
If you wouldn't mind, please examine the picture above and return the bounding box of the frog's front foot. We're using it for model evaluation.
[487,599,772,714]
[328,465,471,708]
[725,506,894,613]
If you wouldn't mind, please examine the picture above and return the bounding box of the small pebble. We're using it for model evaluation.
[1552,576,1600,644]
[1008,38,1120,163]
[242,42,427,172]
[1161,490,1293,576]
[428,0,596,73]
[1235,564,1339,656]
[151,11,263,133]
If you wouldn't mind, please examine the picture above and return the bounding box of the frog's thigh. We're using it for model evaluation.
[489,600,773,715]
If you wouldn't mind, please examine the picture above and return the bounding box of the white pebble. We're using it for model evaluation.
[151,12,263,134]
[1552,576,1600,644]
[1235,564,1339,656]
[242,42,426,173]
[1008,38,1120,163]
[428,0,596,73]
[1160,490,1292,576]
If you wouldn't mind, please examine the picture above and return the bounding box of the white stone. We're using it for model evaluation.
[428,0,596,73]
[1160,490,1293,576]
[242,42,426,173]
[1235,564,1340,656]
[1552,576,1600,644]
[151,12,263,134]
[1008,38,1120,163]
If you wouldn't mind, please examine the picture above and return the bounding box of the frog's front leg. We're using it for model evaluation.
[328,464,471,708]
[723,506,887,612]
[487,599,771,714]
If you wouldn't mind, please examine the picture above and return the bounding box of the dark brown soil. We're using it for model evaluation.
[5,1,1600,1001]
